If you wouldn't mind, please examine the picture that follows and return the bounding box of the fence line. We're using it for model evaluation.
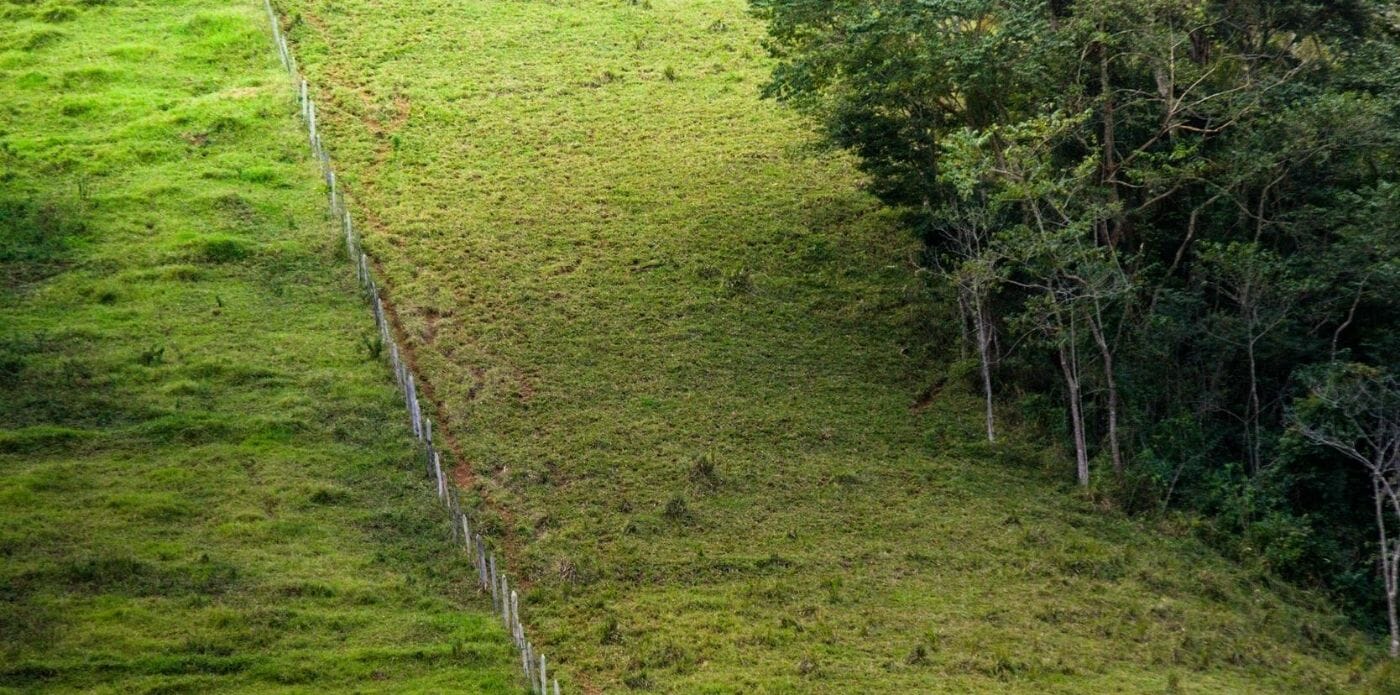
[261,4,560,692]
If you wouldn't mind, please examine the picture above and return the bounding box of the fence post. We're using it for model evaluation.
[510,590,520,645]
[477,537,487,588]
[328,171,337,216]
[407,374,419,436]
[435,451,447,501]
[307,99,317,146]
[489,554,499,611]
[499,572,509,624]
[502,578,512,630]
[343,211,354,256]
[376,297,389,343]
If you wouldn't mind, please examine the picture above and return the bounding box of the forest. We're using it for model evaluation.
[754,0,1400,655]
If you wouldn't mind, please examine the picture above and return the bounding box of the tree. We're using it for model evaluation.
[946,112,1125,485]
[935,129,1011,443]
[1199,241,1296,475]
[1292,364,1400,656]
[946,228,1001,443]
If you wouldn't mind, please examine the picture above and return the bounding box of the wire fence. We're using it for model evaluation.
[262,3,560,692]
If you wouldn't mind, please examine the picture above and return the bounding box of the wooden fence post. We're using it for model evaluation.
[489,554,499,611]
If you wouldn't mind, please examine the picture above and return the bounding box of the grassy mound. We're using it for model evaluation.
[0,1,519,692]
[269,0,1387,691]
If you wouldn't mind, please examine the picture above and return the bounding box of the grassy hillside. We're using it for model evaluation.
[271,0,1384,692]
[0,1,520,692]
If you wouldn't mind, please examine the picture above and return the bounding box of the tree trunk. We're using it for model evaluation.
[1375,477,1400,657]
[1058,336,1089,487]
[972,287,996,443]
[1099,43,1123,248]
[1246,328,1262,474]
[956,289,970,361]
[1103,353,1122,475]
[1087,310,1123,475]
[1389,559,1399,658]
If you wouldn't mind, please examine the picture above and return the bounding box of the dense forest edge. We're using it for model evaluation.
[752,0,1399,660]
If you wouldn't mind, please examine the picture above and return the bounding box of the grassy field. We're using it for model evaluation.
[0,1,522,692]
[270,0,1388,692]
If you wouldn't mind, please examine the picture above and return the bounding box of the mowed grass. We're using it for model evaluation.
[0,1,522,692]
[266,0,1383,692]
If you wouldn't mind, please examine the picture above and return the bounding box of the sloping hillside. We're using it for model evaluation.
[269,0,1380,692]
[0,1,518,692]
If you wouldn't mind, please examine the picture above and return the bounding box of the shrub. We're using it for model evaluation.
[661,495,690,523]
[721,267,753,295]
[599,616,621,645]
[194,235,250,264]
[688,450,719,487]
[22,29,67,51]
[361,334,384,361]
[137,345,164,366]
[40,5,78,23]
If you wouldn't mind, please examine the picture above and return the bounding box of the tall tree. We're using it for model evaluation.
[1293,364,1400,656]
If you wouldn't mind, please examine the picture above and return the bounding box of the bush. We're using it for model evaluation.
[192,235,250,264]
[661,495,690,523]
